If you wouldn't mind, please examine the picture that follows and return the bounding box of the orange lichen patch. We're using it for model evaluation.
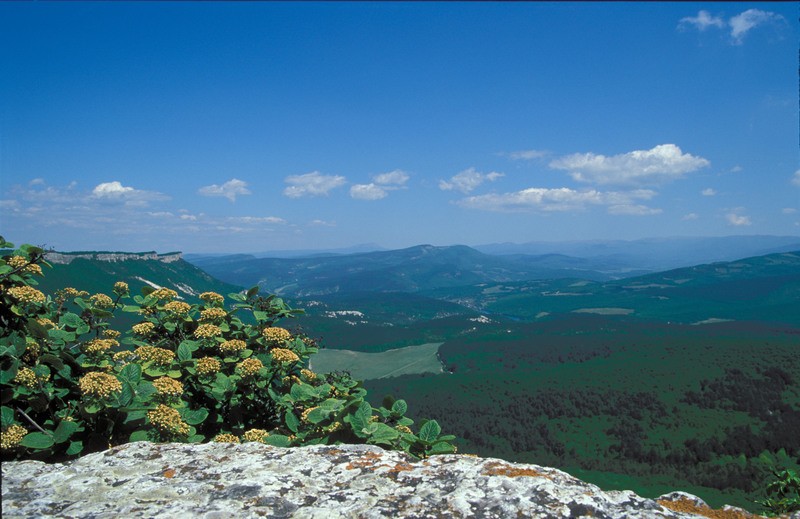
[345,451,385,471]
[657,497,765,519]
[387,462,415,475]
[482,461,550,479]
[162,468,176,479]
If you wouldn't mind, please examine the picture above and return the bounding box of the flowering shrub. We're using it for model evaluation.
[0,237,456,461]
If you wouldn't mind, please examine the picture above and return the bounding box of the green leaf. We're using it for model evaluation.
[263,434,291,447]
[246,286,260,298]
[188,434,205,443]
[391,399,408,417]
[0,363,19,384]
[129,430,150,442]
[66,440,84,456]
[306,407,331,424]
[53,420,80,444]
[177,342,192,362]
[20,432,55,449]
[119,363,143,385]
[253,311,269,322]
[368,423,400,445]
[182,407,209,426]
[427,441,457,455]
[1,406,14,428]
[38,354,65,371]
[59,312,84,329]
[285,411,299,433]
[116,381,134,407]
[290,382,317,402]
[418,420,441,443]
[349,401,373,436]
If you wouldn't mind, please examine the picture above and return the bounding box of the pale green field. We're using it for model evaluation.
[310,342,444,380]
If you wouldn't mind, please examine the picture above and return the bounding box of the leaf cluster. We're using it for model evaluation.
[1,237,456,461]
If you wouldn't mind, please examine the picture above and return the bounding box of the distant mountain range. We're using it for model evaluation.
[185,235,800,297]
[186,244,618,297]
[473,235,800,271]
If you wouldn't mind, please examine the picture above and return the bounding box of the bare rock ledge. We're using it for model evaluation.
[1,441,773,518]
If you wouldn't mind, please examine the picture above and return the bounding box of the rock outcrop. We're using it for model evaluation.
[1,441,774,518]
[45,251,182,265]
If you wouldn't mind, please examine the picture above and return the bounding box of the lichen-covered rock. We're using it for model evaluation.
[0,442,768,518]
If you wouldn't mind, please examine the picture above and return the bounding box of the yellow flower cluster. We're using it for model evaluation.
[242,429,269,443]
[90,293,114,308]
[271,348,299,363]
[164,301,191,315]
[199,307,227,322]
[36,318,56,328]
[84,338,118,355]
[153,376,183,398]
[7,286,46,304]
[301,406,319,423]
[1,424,28,450]
[113,281,129,294]
[194,324,222,339]
[236,358,263,377]
[13,367,38,388]
[134,346,175,365]
[57,287,89,302]
[395,425,413,435]
[150,288,179,301]
[323,422,344,434]
[213,433,240,443]
[6,256,43,276]
[103,329,121,339]
[148,404,190,437]
[79,372,122,399]
[262,327,291,343]
[132,322,156,336]
[196,357,221,375]
[219,339,246,355]
[199,292,224,304]
[300,369,317,381]
[113,351,135,363]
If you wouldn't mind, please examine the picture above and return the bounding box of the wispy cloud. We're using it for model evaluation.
[350,184,388,200]
[729,9,785,44]
[309,219,336,227]
[500,149,549,161]
[198,178,251,202]
[457,187,658,214]
[726,212,752,226]
[678,8,786,45]
[439,168,504,194]
[350,169,410,200]
[549,144,709,186]
[792,170,800,187]
[782,208,797,215]
[701,188,716,196]
[283,172,346,198]
[678,10,725,31]
[682,213,699,221]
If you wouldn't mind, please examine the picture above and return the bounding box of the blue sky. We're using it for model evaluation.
[1,2,797,253]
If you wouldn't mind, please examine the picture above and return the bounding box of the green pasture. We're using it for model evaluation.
[311,342,444,380]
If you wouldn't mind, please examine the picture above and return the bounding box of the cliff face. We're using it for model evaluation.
[45,251,182,265]
[1,441,772,518]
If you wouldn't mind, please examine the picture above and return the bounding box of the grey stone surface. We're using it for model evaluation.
[0,441,754,518]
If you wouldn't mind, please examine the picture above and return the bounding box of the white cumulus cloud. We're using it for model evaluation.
[726,213,752,226]
[549,144,710,186]
[439,168,504,194]
[198,178,251,202]
[701,188,717,196]
[351,169,410,201]
[284,172,346,198]
[91,181,169,206]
